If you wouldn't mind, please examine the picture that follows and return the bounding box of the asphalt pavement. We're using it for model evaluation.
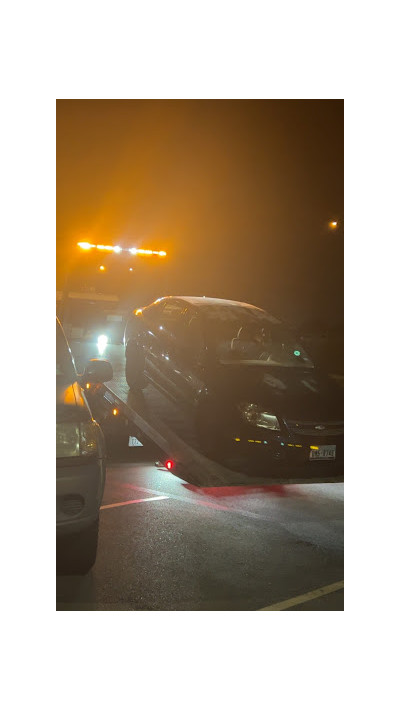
[56,461,344,611]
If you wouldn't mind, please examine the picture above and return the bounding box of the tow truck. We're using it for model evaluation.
[56,289,126,347]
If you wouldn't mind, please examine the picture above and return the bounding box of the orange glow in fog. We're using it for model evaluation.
[76,242,167,256]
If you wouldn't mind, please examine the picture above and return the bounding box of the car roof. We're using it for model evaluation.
[163,295,262,309]
[156,296,281,323]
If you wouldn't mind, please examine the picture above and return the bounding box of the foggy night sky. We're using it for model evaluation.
[57,99,343,326]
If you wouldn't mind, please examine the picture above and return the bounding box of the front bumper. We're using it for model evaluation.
[224,427,344,477]
[56,456,106,536]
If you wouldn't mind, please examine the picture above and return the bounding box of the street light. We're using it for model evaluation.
[329,220,338,229]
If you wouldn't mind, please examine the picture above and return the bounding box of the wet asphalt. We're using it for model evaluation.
[56,341,344,611]
[56,462,344,611]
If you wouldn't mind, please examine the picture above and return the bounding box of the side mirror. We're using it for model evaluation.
[81,358,113,384]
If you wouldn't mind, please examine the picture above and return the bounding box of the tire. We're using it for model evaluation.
[125,343,146,391]
[57,518,99,576]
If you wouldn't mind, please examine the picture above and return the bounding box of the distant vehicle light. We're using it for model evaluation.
[78,242,93,250]
[159,251,167,257]
[113,246,122,253]
[165,459,174,470]
[112,408,118,416]
[99,265,105,271]
[129,248,137,254]
[97,334,108,354]
[96,245,114,251]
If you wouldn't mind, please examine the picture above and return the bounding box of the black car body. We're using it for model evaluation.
[56,318,113,574]
[124,297,343,475]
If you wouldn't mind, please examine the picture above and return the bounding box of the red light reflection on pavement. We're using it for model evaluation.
[117,481,234,511]
[183,484,295,498]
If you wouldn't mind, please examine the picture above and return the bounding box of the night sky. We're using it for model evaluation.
[57,99,343,327]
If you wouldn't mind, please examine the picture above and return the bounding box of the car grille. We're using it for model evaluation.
[285,420,344,436]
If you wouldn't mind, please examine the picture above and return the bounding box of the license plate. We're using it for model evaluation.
[309,444,336,461]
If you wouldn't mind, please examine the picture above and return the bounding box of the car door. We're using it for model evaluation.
[144,299,189,401]
[170,310,209,406]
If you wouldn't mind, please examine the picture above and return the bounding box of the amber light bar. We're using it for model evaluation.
[77,242,166,256]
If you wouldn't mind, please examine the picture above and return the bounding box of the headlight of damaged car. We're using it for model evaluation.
[239,403,280,430]
[56,421,100,458]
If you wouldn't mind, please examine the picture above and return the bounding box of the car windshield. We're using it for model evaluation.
[203,305,314,368]
[56,321,77,383]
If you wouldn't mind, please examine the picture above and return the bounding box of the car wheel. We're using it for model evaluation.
[57,518,99,576]
[125,344,146,390]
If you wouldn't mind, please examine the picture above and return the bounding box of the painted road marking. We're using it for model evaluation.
[259,580,344,610]
[111,479,343,535]
[100,496,169,510]
[115,481,317,521]
[116,482,260,516]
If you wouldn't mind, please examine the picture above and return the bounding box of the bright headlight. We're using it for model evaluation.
[56,421,99,458]
[240,403,280,430]
[97,334,108,355]
[97,334,108,347]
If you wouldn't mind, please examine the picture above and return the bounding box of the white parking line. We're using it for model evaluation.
[100,496,169,510]
[259,580,344,610]
[115,481,285,520]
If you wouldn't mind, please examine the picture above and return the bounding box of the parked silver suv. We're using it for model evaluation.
[56,318,112,574]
